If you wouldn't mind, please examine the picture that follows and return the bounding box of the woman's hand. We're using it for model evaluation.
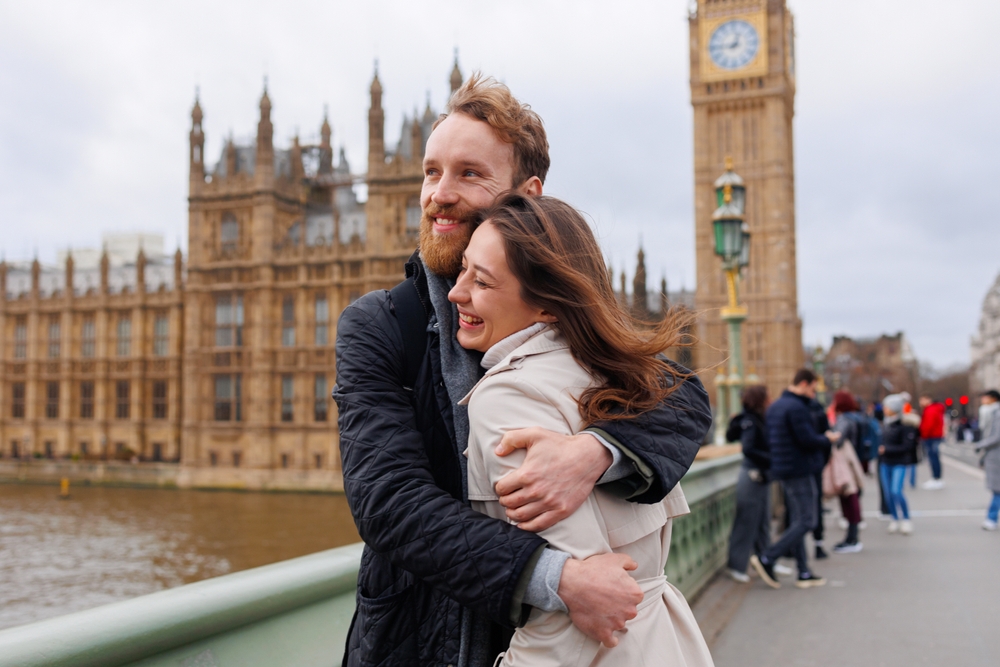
[494,428,612,532]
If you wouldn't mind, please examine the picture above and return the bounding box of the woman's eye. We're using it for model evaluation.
[474,279,488,288]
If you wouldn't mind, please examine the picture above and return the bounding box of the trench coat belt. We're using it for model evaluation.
[635,575,667,612]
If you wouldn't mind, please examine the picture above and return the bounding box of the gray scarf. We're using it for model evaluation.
[422,262,491,667]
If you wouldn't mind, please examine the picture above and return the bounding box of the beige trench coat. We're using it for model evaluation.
[460,326,714,667]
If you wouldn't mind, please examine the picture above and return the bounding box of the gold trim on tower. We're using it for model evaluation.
[699,11,769,83]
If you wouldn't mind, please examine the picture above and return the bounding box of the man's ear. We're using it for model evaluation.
[519,176,543,196]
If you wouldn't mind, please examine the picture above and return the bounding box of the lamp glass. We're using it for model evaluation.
[738,230,751,268]
[713,218,744,261]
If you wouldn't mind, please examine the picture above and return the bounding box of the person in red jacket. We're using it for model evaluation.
[919,394,946,489]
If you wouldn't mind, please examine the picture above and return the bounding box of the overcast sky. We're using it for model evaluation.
[2,0,998,368]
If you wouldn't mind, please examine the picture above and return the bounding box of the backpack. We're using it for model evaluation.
[725,412,745,443]
[389,278,429,390]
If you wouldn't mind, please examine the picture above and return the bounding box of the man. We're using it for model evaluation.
[918,394,946,489]
[751,369,839,590]
[334,75,711,666]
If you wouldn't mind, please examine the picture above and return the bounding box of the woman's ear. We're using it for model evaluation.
[538,310,558,323]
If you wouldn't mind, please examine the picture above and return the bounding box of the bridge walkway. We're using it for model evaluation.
[710,452,999,667]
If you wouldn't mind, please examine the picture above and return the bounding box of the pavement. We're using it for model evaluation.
[710,453,1000,667]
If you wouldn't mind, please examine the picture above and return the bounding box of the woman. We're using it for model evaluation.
[879,393,920,535]
[725,385,772,582]
[828,391,866,553]
[449,194,713,666]
[974,389,1000,531]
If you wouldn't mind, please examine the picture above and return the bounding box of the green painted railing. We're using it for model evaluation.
[0,454,741,667]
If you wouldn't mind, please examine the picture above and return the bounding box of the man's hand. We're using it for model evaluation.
[558,554,642,647]
[826,430,842,444]
[494,428,612,532]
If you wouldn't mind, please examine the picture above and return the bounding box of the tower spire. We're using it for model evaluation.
[368,62,385,174]
[449,48,463,96]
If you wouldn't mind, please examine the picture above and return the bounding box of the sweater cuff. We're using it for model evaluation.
[584,427,655,499]
[522,548,570,614]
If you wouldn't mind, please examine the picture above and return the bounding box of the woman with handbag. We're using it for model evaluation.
[827,391,866,553]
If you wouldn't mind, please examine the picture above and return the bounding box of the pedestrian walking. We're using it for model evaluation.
[879,394,920,535]
[919,394,946,489]
[828,391,866,553]
[725,385,772,583]
[750,369,839,590]
[808,396,832,559]
[974,389,1000,531]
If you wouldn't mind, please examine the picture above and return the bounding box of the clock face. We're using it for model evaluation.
[709,20,760,70]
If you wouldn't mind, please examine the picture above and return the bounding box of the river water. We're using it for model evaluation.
[0,484,360,631]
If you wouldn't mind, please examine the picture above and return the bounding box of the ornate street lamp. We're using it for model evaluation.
[713,157,750,443]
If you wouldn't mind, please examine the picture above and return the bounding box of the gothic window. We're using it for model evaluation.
[214,374,242,421]
[314,295,329,346]
[406,197,422,234]
[80,381,94,419]
[116,316,131,357]
[281,296,296,347]
[152,443,163,462]
[281,375,294,422]
[153,314,169,357]
[115,380,130,419]
[314,374,328,422]
[14,317,27,359]
[48,317,61,359]
[152,381,167,419]
[81,317,96,358]
[215,295,244,347]
[220,214,239,254]
[11,383,25,419]
[45,382,59,419]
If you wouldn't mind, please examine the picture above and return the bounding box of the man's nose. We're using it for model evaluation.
[432,172,461,206]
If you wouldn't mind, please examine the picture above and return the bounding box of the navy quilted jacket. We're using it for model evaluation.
[334,257,711,667]
[766,390,832,480]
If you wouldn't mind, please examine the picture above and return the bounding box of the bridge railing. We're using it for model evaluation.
[0,453,740,667]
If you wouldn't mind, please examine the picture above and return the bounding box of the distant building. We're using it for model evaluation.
[824,333,919,404]
[971,272,1000,395]
[615,245,696,369]
[0,59,463,490]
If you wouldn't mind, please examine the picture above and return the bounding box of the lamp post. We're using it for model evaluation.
[713,157,749,444]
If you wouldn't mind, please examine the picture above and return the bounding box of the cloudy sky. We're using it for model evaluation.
[2,0,997,368]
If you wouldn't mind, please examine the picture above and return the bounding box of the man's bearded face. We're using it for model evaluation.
[419,202,476,278]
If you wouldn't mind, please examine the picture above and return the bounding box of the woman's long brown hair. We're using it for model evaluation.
[474,193,695,423]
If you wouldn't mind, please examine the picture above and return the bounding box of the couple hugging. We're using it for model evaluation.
[334,74,714,667]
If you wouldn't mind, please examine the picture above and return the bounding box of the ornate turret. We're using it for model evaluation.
[291,135,305,180]
[65,251,75,295]
[100,248,109,294]
[31,257,40,298]
[174,247,183,290]
[449,49,463,97]
[190,91,205,184]
[632,245,648,315]
[319,106,333,174]
[410,108,423,163]
[256,80,274,186]
[660,276,669,314]
[225,136,237,177]
[0,261,7,302]
[136,248,147,294]
[619,271,627,307]
[368,64,385,172]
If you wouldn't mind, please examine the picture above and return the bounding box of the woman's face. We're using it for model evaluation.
[447,222,554,352]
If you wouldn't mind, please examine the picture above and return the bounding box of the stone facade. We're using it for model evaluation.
[824,333,919,404]
[689,0,804,400]
[0,62,462,489]
[971,272,1000,395]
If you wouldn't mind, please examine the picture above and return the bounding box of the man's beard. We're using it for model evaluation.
[418,203,476,278]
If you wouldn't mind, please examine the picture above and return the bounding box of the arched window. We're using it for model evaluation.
[220,214,239,253]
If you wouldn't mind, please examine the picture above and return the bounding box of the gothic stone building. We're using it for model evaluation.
[690,0,804,400]
[971,272,1000,396]
[0,62,464,490]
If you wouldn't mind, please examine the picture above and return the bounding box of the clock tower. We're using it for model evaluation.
[690,0,803,399]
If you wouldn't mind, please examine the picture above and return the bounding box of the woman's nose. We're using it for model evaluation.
[448,279,467,304]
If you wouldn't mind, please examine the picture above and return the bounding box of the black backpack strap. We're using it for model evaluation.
[389,278,429,390]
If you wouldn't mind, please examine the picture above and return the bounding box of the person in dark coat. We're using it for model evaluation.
[879,393,920,535]
[334,75,712,667]
[725,385,772,582]
[750,369,838,590]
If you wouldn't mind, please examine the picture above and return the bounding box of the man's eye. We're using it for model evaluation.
[463,170,478,178]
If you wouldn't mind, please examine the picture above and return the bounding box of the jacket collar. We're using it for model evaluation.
[458,324,567,405]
